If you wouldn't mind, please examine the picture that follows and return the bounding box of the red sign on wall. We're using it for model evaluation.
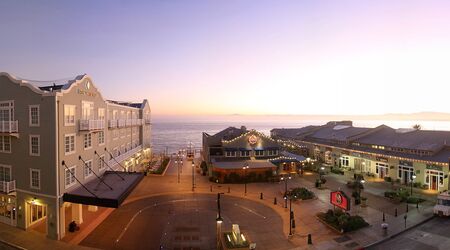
[330,190,350,211]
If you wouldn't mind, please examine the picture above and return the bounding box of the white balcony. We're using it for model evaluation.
[0,121,18,133]
[108,145,143,169]
[79,120,105,131]
[118,119,126,128]
[131,119,143,126]
[108,120,118,128]
[126,119,132,127]
[0,180,15,194]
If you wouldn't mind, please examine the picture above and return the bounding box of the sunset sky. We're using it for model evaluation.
[1,0,450,116]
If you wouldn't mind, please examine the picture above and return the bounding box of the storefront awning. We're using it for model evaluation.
[63,171,144,208]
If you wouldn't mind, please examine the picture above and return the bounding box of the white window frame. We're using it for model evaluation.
[81,101,94,120]
[65,166,76,188]
[29,105,40,127]
[255,150,264,156]
[98,108,105,120]
[84,160,93,178]
[98,155,105,171]
[0,164,12,182]
[0,136,11,153]
[84,133,92,150]
[64,105,76,126]
[29,135,40,156]
[98,131,105,145]
[225,151,236,157]
[64,133,76,155]
[30,168,40,189]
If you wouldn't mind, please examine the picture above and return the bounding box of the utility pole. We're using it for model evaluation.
[192,160,195,192]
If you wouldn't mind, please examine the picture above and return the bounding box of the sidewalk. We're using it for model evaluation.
[0,222,95,250]
[297,170,435,249]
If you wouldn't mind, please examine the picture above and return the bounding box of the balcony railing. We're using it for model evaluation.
[126,119,132,127]
[145,118,151,124]
[79,120,105,131]
[108,120,118,128]
[0,180,16,194]
[0,121,18,133]
[118,119,126,128]
[108,145,143,169]
[131,119,143,126]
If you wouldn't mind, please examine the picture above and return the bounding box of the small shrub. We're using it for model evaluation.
[331,168,344,175]
[317,209,368,232]
[384,177,392,182]
[288,187,315,200]
[406,197,425,204]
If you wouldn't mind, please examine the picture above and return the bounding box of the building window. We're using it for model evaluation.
[225,151,236,157]
[65,166,76,188]
[29,135,40,156]
[241,151,250,157]
[98,108,105,120]
[29,105,40,126]
[0,165,11,182]
[84,160,93,178]
[30,169,40,189]
[64,134,76,155]
[255,150,264,156]
[84,133,92,149]
[98,131,105,145]
[340,156,349,167]
[64,105,76,126]
[98,155,105,170]
[29,203,47,224]
[0,136,11,153]
[81,101,94,120]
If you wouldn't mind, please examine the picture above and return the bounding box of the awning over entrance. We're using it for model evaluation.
[63,171,144,208]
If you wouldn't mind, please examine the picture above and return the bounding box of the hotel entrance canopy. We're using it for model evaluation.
[63,171,144,208]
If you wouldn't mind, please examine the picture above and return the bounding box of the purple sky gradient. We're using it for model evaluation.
[1,0,450,116]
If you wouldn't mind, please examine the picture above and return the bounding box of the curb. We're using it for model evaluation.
[0,239,27,250]
[363,215,435,249]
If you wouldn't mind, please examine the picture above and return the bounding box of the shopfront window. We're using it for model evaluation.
[29,202,46,224]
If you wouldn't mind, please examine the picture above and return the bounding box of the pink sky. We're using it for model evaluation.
[1,1,450,116]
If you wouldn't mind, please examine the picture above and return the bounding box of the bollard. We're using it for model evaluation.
[210,185,212,192]
[228,187,230,193]
[382,212,385,222]
[307,234,312,244]
[274,197,277,205]
[260,192,263,200]
[416,201,419,209]
[292,219,296,229]
[395,208,398,217]
[404,214,407,228]
[406,204,409,213]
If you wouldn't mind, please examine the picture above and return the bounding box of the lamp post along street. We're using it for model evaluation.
[192,161,195,192]
[281,176,291,208]
[411,174,417,196]
[216,192,224,250]
[243,164,249,196]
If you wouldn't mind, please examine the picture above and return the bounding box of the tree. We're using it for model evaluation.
[412,124,422,130]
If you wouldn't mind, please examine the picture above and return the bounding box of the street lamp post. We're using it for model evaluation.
[411,174,417,196]
[175,157,180,184]
[288,195,297,236]
[192,161,195,192]
[281,175,291,208]
[243,164,249,196]
[216,192,224,250]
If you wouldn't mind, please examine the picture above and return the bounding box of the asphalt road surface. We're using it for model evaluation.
[368,216,450,250]
[81,193,294,250]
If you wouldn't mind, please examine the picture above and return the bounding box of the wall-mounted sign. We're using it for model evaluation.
[248,135,258,145]
[330,190,350,211]
[426,164,443,171]
[77,89,97,97]
[376,156,388,163]
[399,160,413,167]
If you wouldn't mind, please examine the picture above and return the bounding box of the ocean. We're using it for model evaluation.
[151,119,450,154]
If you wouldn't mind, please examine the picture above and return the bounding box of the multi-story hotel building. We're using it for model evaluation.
[272,121,450,192]
[0,72,151,239]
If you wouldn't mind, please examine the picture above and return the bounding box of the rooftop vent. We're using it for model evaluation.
[333,125,351,130]
[395,128,416,134]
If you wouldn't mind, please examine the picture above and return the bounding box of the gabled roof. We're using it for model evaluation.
[271,125,321,139]
[204,126,248,146]
[355,126,450,151]
[306,125,371,142]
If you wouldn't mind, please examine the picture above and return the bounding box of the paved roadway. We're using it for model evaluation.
[81,156,293,250]
[80,193,293,250]
[368,216,450,250]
